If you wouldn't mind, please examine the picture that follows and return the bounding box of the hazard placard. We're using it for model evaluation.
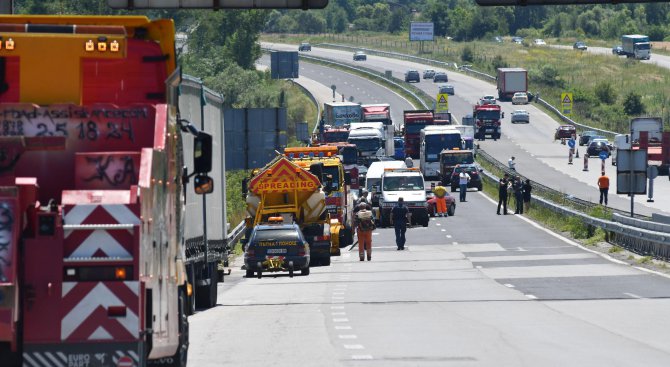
[436,93,449,113]
[561,92,573,116]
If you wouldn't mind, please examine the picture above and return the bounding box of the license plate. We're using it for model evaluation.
[267,248,287,254]
[486,128,494,132]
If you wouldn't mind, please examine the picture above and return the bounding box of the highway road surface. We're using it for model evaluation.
[261,42,669,216]
[190,191,670,366]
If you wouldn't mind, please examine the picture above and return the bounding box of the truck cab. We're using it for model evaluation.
[440,150,475,186]
[378,168,429,227]
[473,104,503,140]
[420,127,463,180]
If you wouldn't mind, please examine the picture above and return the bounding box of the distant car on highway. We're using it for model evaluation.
[479,95,497,105]
[405,70,420,83]
[426,191,456,217]
[433,72,448,83]
[439,84,455,95]
[579,130,598,146]
[353,51,367,61]
[587,140,611,158]
[512,36,524,44]
[423,69,436,79]
[555,125,576,140]
[510,110,530,124]
[298,42,311,51]
[244,222,310,278]
[450,164,483,192]
[573,41,587,50]
[493,36,503,43]
[591,137,613,150]
[512,92,529,105]
[533,39,546,45]
[612,45,624,55]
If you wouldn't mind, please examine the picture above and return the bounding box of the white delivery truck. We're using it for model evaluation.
[621,35,651,60]
[349,122,394,164]
[496,67,528,101]
[378,168,429,227]
[420,126,463,179]
[365,160,407,220]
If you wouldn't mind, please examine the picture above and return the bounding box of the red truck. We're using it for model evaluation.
[362,103,392,125]
[473,104,503,140]
[403,110,452,159]
[0,15,225,366]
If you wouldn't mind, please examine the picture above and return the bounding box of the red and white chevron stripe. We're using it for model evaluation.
[63,204,140,260]
[60,281,139,341]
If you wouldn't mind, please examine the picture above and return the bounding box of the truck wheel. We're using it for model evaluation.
[321,256,331,266]
[448,204,456,216]
[257,270,262,279]
[301,267,310,276]
[245,269,254,278]
[422,217,429,227]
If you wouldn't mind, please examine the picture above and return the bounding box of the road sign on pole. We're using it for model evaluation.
[436,93,449,113]
[561,92,573,116]
[616,149,647,217]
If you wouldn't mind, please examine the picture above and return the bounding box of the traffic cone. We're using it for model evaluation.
[583,154,589,171]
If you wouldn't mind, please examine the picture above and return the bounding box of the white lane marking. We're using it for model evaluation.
[504,284,515,288]
[441,229,446,232]
[331,306,345,309]
[339,335,358,339]
[446,235,452,238]
[475,266,482,269]
[436,223,441,226]
[452,242,458,245]
[476,192,670,280]
[332,312,346,316]
[516,247,528,252]
[623,292,643,299]
[335,325,352,330]
[333,318,349,323]
[526,294,538,300]
[352,355,373,360]
[344,345,365,350]
[372,232,379,236]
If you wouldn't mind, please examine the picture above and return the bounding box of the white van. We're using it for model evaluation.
[366,160,407,201]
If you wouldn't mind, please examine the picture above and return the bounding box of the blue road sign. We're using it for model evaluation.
[568,139,576,149]
[599,151,608,160]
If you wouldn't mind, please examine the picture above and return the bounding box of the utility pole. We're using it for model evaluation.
[0,0,13,14]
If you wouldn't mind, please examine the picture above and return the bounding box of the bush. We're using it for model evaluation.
[594,81,618,105]
[491,55,507,70]
[623,92,645,115]
[461,46,474,62]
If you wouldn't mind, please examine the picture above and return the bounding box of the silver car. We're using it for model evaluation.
[510,110,530,124]
[439,84,455,95]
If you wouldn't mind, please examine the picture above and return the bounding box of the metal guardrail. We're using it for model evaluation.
[226,220,247,247]
[290,79,321,135]
[478,166,670,260]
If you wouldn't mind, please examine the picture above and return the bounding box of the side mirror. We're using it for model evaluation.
[194,174,214,195]
[194,132,213,174]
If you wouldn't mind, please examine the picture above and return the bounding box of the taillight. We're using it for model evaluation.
[298,246,306,256]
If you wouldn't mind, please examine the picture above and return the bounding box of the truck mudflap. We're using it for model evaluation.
[308,240,331,267]
[23,342,143,367]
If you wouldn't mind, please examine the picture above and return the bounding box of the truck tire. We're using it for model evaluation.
[321,256,331,267]
[195,263,218,309]
[301,267,310,276]
[245,269,254,278]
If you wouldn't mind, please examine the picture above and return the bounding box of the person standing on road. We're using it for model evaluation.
[391,197,409,250]
[568,135,576,165]
[356,203,375,261]
[598,171,610,205]
[458,168,471,202]
[433,185,448,217]
[497,174,509,215]
[523,179,532,213]
[508,156,516,171]
[513,176,524,214]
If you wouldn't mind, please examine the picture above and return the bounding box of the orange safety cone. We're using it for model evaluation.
[583,154,589,171]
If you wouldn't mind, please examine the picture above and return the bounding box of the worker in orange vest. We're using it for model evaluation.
[355,203,375,261]
[433,185,448,217]
[597,171,609,205]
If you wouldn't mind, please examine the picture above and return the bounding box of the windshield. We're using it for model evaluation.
[636,43,651,50]
[475,111,500,120]
[324,131,349,142]
[383,176,424,191]
[340,147,357,165]
[367,178,380,191]
[441,153,474,166]
[425,134,462,161]
[349,137,381,152]
[323,165,341,191]
[405,124,427,134]
[252,229,300,243]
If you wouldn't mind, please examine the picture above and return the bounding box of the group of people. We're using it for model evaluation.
[497,173,532,215]
[353,190,410,262]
